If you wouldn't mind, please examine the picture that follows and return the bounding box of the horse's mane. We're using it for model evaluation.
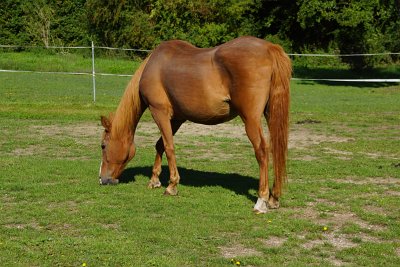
[111,55,151,139]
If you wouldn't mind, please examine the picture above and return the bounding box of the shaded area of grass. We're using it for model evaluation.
[294,65,400,88]
[119,166,259,202]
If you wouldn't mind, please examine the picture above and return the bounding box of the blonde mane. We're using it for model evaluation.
[111,55,151,138]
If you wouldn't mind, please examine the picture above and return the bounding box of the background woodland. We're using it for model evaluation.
[1,0,399,68]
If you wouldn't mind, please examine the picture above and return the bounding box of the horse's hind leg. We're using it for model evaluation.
[243,116,270,214]
[263,113,280,209]
[149,120,184,189]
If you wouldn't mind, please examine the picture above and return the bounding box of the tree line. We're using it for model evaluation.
[1,0,399,68]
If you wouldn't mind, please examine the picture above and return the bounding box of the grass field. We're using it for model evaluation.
[0,53,399,266]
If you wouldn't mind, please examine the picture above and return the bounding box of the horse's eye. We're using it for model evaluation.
[101,144,106,150]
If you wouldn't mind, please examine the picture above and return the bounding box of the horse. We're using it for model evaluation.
[99,36,291,213]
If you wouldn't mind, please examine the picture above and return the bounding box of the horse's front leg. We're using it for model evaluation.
[149,112,183,195]
[158,127,180,196]
[149,120,184,190]
[163,142,180,196]
[148,137,163,188]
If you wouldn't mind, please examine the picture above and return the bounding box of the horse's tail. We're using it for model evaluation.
[265,43,292,198]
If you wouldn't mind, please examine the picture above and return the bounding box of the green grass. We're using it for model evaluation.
[0,52,399,266]
[0,50,140,75]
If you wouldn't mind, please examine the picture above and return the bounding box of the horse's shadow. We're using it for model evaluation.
[119,166,258,202]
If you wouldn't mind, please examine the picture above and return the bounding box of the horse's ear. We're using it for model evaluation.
[101,115,111,131]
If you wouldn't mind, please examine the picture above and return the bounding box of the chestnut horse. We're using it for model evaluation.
[99,36,291,213]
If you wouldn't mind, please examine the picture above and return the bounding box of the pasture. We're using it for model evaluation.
[0,57,399,266]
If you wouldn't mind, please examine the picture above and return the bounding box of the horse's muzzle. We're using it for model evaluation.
[99,177,119,185]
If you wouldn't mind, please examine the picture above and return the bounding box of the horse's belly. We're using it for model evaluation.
[174,97,236,125]
[163,63,235,124]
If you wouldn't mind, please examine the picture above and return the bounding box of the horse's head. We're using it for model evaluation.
[99,115,136,185]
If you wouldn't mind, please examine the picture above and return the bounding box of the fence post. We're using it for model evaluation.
[91,41,96,103]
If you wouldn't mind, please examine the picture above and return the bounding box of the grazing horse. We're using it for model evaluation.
[99,36,291,213]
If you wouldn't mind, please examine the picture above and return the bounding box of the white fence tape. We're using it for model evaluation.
[0,69,88,75]
[289,52,400,57]
[2,44,398,56]
[1,69,397,83]
[0,69,131,77]
[96,46,151,52]
[0,44,151,52]
[1,43,399,103]
[291,78,400,82]
[0,44,90,49]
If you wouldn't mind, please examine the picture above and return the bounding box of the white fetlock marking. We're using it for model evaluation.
[99,161,103,184]
[99,161,103,177]
[254,198,268,214]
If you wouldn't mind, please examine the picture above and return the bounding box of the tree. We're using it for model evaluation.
[51,0,90,47]
[23,1,55,47]
[253,0,400,68]
[1,0,399,68]
[149,0,260,47]
[86,0,260,49]
[86,0,155,49]
[0,0,30,45]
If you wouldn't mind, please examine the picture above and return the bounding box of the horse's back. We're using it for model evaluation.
[139,37,275,124]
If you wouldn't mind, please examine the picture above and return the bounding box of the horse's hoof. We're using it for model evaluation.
[268,196,280,209]
[253,198,268,214]
[164,186,178,196]
[148,181,161,189]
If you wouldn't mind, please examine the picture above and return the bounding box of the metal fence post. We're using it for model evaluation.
[91,41,96,103]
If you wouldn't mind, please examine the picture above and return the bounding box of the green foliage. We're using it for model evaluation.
[51,0,91,46]
[85,0,155,49]
[0,0,400,68]
[0,0,30,45]
[295,0,400,68]
[0,0,89,47]
[23,1,55,47]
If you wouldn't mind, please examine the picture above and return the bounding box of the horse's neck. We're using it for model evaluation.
[111,57,148,140]
[111,91,143,139]
[129,106,144,136]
